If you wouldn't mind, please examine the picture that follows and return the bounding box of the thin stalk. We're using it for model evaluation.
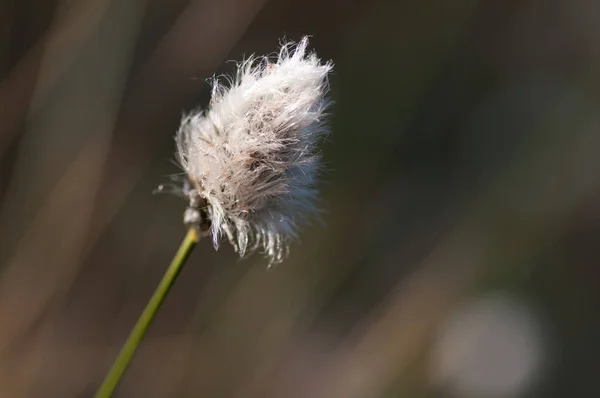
[95,227,199,398]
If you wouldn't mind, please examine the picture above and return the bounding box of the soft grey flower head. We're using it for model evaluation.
[175,37,333,264]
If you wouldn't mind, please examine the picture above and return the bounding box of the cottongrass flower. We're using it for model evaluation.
[176,36,333,264]
[95,37,332,398]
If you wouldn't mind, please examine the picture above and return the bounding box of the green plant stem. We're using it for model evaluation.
[95,227,199,398]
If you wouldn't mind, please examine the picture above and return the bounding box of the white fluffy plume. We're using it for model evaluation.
[175,37,333,264]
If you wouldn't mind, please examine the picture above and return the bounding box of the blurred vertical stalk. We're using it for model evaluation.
[95,227,199,398]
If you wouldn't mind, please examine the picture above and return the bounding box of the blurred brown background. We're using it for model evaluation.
[1,0,600,397]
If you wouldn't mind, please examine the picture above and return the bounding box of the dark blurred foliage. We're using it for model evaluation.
[1,0,600,397]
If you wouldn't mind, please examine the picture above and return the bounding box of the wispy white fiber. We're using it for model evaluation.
[175,37,333,264]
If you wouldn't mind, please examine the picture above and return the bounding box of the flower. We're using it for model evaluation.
[175,37,333,264]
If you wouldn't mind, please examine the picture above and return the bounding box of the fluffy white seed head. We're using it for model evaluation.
[175,37,333,264]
